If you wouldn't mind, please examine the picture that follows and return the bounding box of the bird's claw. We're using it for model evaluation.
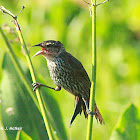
[32,83,41,92]
[87,110,97,116]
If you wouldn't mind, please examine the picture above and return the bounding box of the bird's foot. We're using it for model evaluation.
[32,82,42,92]
[87,110,97,116]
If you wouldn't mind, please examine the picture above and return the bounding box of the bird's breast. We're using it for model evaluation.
[46,58,88,96]
[47,58,66,84]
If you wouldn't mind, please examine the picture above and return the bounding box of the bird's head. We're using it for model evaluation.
[32,40,65,60]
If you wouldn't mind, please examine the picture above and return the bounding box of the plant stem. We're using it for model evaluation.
[86,0,96,140]
[15,19,54,140]
[0,6,54,140]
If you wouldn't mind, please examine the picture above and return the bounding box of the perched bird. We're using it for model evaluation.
[32,40,104,126]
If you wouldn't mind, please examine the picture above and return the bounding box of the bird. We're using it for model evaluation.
[32,40,104,126]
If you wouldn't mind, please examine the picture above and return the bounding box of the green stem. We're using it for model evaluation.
[0,27,41,140]
[0,6,54,140]
[16,22,54,140]
[86,0,96,140]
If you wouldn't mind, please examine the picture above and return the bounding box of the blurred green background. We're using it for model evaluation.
[0,0,140,139]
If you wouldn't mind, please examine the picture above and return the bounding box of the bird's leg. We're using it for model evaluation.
[32,82,61,92]
[82,98,96,116]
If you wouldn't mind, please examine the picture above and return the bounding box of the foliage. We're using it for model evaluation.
[1,53,67,139]
[0,0,140,139]
[110,104,140,140]
[16,130,32,140]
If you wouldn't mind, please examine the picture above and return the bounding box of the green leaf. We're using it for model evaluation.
[1,53,68,140]
[16,130,32,140]
[110,104,140,140]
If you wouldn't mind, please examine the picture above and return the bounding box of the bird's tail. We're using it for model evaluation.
[94,103,105,125]
[70,95,104,126]
[70,95,87,126]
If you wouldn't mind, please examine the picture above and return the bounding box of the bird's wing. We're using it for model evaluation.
[61,52,91,98]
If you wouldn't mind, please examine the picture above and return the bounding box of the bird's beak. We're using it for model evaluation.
[32,43,42,47]
[32,43,44,58]
[32,50,44,58]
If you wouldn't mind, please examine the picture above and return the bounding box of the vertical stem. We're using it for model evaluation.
[0,7,54,140]
[86,0,96,140]
[1,26,53,140]
[16,26,54,140]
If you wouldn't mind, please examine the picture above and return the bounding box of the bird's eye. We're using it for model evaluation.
[46,44,52,47]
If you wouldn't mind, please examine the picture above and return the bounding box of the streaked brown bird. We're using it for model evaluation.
[32,40,104,126]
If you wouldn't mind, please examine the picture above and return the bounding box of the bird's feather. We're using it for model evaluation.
[60,52,91,99]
